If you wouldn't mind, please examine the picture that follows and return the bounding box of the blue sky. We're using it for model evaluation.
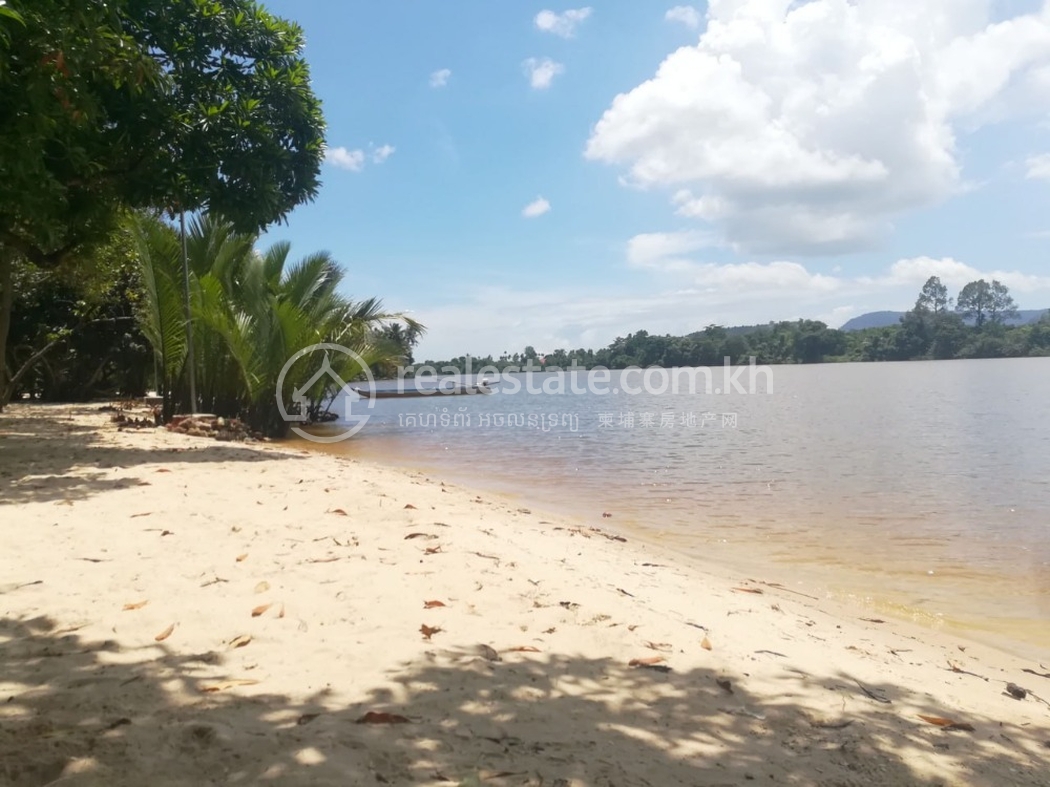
[261,0,1050,359]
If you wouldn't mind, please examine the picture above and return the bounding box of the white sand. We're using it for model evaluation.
[1,404,1048,787]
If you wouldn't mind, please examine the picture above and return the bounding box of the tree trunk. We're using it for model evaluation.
[0,247,15,411]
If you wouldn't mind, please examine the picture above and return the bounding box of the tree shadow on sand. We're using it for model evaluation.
[1,614,1047,787]
[0,405,303,505]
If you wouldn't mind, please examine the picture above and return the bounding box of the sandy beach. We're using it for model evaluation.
[1,404,1048,787]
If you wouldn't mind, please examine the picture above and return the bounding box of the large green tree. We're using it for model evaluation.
[915,276,950,313]
[0,0,325,409]
[955,279,1018,328]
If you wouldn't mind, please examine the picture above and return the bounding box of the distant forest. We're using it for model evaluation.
[414,277,1050,371]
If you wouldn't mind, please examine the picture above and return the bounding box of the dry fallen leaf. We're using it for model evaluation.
[732,587,764,595]
[154,623,175,642]
[155,469,171,473]
[629,656,667,667]
[355,711,411,724]
[404,504,418,510]
[278,603,286,619]
[917,714,975,732]
[405,533,433,540]
[251,603,273,618]
[235,553,248,563]
[330,508,348,516]
[130,512,152,518]
[420,624,442,640]
[505,646,541,653]
[229,634,252,649]
[424,546,442,555]
[254,581,270,594]
[701,636,713,651]
[200,679,260,693]
[123,600,148,611]
[423,600,446,609]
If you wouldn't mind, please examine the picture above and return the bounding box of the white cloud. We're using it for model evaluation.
[626,230,718,270]
[665,5,701,30]
[325,143,395,172]
[523,57,565,90]
[325,147,366,172]
[587,0,1050,255]
[372,144,396,164]
[1026,153,1050,179]
[429,68,451,88]
[535,8,592,38]
[627,231,840,291]
[672,190,728,221]
[522,196,552,218]
[866,256,1050,292]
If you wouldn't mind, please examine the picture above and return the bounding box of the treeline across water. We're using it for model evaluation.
[417,277,1050,371]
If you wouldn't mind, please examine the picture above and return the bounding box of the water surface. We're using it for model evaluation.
[299,359,1050,659]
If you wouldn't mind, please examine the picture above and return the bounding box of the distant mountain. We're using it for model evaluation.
[838,311,909,330]
[840,309,1049,331]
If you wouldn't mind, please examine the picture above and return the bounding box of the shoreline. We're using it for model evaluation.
[2,404,1048,786]
[295,435,1050,664]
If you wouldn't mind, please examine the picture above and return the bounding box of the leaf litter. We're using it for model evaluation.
[356,711,411,725]
[917,714,975,732]
[228,634,252,649]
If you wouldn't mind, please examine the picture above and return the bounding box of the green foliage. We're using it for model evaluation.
[0,0,325,260]
[375,322,423,372]
[4,219,151,401]
[915,276,950,313]
[421,280,1043,372]
[0,0,326,410]
[955,279,1018,328]
[133,214,420,436]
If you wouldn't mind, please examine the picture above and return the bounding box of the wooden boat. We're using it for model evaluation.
[350,382,495,399]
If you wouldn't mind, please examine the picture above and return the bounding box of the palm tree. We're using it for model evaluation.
[132,213,421,436]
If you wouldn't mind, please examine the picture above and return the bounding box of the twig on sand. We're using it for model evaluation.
[852,678,891,704]
[760,581,820,601]
[946,660,989,681]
